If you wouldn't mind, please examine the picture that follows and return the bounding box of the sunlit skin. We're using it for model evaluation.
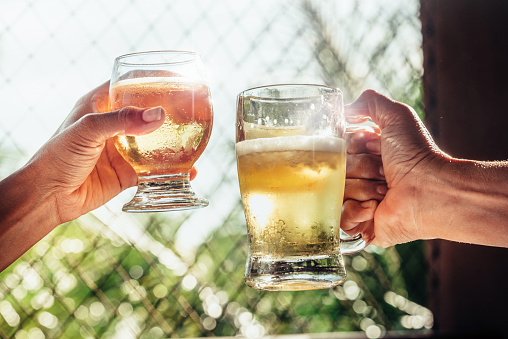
[0,81,197,271]
[342,90,508,248]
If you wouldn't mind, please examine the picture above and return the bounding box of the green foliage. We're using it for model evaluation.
[0,204,431,337]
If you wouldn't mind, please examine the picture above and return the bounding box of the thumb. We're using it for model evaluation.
[344,89,418,130]
[345,90,436,152]
[74,106,165,147]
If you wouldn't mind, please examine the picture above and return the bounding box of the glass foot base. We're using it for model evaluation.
[123,174,208,212]
[244,254,346,291]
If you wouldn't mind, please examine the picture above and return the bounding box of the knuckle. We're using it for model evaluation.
[78,113,99,130]
[363,89,380,99]
[74,113,104,143]
[117,106,138,130]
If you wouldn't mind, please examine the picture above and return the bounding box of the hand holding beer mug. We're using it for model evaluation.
[110,51,213,212]
[236,84,369,291]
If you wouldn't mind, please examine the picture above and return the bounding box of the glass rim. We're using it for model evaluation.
[238,84,342,100]
[114,50,199,66]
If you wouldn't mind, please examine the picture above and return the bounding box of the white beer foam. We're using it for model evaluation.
[236,135,345,156]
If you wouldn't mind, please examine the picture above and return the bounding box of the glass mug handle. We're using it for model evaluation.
[340,231,366,254]
[340,116,380,255]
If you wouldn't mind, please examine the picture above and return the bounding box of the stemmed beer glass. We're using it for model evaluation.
[110,51,213,212]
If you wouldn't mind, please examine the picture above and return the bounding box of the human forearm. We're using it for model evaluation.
[423,159,508,247]
[0,163,60,271]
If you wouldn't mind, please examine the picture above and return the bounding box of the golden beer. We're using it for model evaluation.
[110,77,213,177]
[236,135,346,260]
[237,84,366,290]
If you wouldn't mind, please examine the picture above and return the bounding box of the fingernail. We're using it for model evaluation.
[142,107,162,122]
[380,165,385,177]
[366,139,380,153]
[376,184,388,195]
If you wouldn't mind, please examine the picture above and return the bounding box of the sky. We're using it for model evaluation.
[0,0,421,255]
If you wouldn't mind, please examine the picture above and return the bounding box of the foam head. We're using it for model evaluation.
[236,135,345,156]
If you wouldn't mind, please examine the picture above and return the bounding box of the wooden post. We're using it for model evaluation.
[421,0,508,337]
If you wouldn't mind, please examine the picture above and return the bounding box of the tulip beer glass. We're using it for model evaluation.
[110,51,213,212]
[236,84,366,291]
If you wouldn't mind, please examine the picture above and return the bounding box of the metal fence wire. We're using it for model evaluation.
[0,0,430,338]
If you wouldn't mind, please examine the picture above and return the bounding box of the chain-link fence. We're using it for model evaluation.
[0,0,429,338]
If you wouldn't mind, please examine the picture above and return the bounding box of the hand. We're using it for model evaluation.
[342,128,386,245]
[27,81,173,223]
[342,90,448,247]
[0,81,198,270]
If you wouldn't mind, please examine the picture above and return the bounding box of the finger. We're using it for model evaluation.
[90,81,111,113]
[345,89,423,132]
[76,80,111,115]
[345,219,376,247]
[190,167,197,181]
[344,89,391,126]
[341,200,378,238]
[104,139,138,188]
[74,106,165,147]
[347,153,384,180]
[346,130,381,155]
[344,178,387,201]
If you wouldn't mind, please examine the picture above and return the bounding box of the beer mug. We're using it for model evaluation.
[110,51,213,212]
[236,84,369,291]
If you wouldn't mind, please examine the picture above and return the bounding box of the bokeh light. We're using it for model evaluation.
[0,0,426,337]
